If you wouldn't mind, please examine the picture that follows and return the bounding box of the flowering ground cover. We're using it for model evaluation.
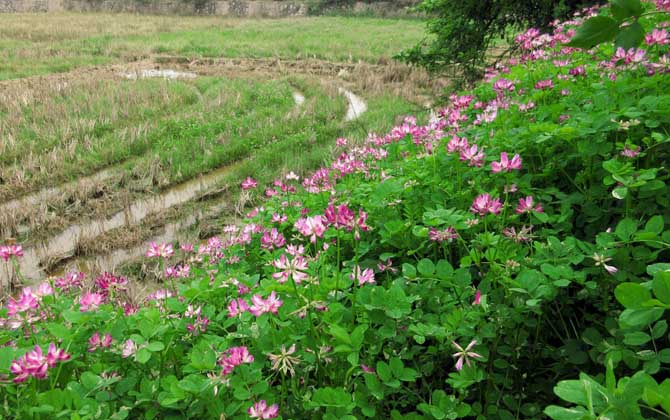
[2,0,670,418]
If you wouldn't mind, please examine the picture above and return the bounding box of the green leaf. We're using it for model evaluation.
[311,387,352,408]
[435,260,454,280]
[364,374,384,400]
[614,283,651,308]
[645,216,664,235]
[611,0,644,21]
[329,324,352,345]
[568,16,619,49]
[377,361,392,382]
[651,320,668,339]
[615,218,638,241]
[615,21,645,49]
[146,341,165,352]
[62,310,85,324]
[620,308,665,327]
[652,271,670,304]
[351,324,368,350]
[623,331,652,346]
[612,186,628,200]
[136,348,152,364]
[81,372,102,391]
[544,405,588,420]
[402,263,417,279]
[648,263,670,276]
[417,259,435,276]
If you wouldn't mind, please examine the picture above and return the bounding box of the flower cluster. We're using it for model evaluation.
[219,346,254,376]
[0,244,23,261]
[10,344,70,383]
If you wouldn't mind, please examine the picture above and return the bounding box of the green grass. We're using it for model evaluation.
[1,72,422,200]
[0,14,427,80]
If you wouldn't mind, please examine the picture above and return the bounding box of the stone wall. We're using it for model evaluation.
[0,0,310,16]
[0,0,417,16]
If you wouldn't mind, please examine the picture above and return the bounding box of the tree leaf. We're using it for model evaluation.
[615,21,645,50]
[611,0,644,21]
[568,16,619,49]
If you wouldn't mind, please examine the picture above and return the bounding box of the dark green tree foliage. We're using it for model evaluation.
[398,0,596,80]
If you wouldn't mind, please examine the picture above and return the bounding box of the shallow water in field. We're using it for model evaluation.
[292,91,305,106]
[120,69,197,80]
[339,88,367,121]
[0,164,236,285]
[0,169,115,239]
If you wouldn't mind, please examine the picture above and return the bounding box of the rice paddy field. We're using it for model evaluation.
[0,13,441,285]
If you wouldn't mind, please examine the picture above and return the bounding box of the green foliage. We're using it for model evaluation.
[569,0,647,49]
[3,1,670,419]
[397,0,596,80]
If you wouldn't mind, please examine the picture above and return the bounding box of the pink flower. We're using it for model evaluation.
[491,152,522,173]
[593,253,618,275]
[377,258,398,274]
[351,266,375,286]
[569,66,586,77]
[452,340,483,370]
[271,213,288,224]
[459,144,485,167]
[336,137,348,147]
[121,339,138,358]
[227,298,250,317]
[248,400,279,419]
[361,364,376,374]
[446,136,469,153]
[470,194,502,216]
[272,254,309,284]
[473,290,482,305]
[54,272,84,291]
[95,272,128,295]
[515,196,544,214]
[534,79,554,90]
[10,344,70,383]
[241,177,258,190]
[34,282,54,297]
[621,145,641,158]
[6,288,39,316]
[79,292,105,312]
[261,228,286,250]
[492,78,515,94]
[88,332,113,352]
[220,346,254,375]
[429,227,458,243]
[46,343,71,367]
[324,204,355,229]
[249,292,283,317]
[145,242,174,258]
[294,215,327,243]
[612,47,647,65]
[0,244,23,261]
[186,316,210,336]
[180,243,194,253]
[646,28,669,46]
